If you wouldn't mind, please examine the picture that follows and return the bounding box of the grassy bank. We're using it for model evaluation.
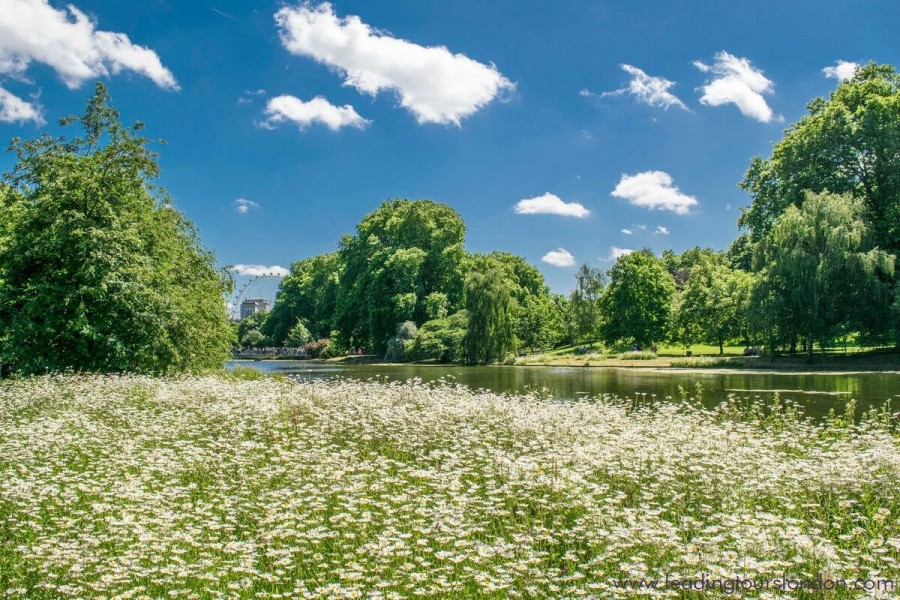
[1,375,898,598]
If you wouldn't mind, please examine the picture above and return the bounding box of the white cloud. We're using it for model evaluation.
[0,86,42,123]
[262,95,369,131]
[601,64,687,111]
[233,198,260,214]
[611,171,698,215]
[653,225,669,235]
[604,247,633,262]
[621,228,632,235]
[514,193,590,218]
[823,60,859,81]
[231,264,289,277]
[274,2,514,125]
[0,0,178,90]
[694,51,776,122]
[542,248,576,267]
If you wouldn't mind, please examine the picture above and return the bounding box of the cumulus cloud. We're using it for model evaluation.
[542,248,576,267]
[604,247,633,262]
[233,198,260,214]
[601,64,687,111]
[231,264,289,277]
[0,86,42,123]
[653,225,669,235]
[0,0,178,91]
[694,52,776,122]
[611,171,698,215]
[514,193,590,218]
[823,60,859,81]
[274,2,514,125]
[621,228,632,235]
[262,95,369,131]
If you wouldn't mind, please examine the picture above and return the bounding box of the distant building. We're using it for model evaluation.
[240,298,271,320]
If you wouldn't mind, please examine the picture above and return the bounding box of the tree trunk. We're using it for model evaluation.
[719,341,724,355]
[806,335,814,362]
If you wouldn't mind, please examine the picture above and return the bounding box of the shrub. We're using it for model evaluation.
[407,311,467,363]
[385,321,418,362]
[617,351,657,360]
[300,338,331,358]
[670,356,740,368]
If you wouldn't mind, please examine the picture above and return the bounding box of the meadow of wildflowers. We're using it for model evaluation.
[0,374,898,599]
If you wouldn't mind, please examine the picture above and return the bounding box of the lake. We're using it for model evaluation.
[228,360,900,419]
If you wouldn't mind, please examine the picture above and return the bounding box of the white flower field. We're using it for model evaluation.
[1,374,898,598]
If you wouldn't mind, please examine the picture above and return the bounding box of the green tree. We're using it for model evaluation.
[570,263,604,344]
[285,320,312,347]
[385,321,418,362]
[408,311,468,363]
[241,329,265,348]
[676,261,753,354]
[740,63,900,259]
[551,293,576,346]
[0,84,232,374]
[425,292,449,320]
[752,191,894,360]
[463,269,516,364]
[516,295,554,353]
[263,253,340,344]
[599,249,675,348]
[335,200,466,354]
[237,311,270,345]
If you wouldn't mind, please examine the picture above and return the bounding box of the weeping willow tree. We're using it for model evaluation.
[752,191,894,359]
[463,269,516,364]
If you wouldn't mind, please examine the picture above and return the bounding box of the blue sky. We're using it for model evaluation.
[1,0,897,294]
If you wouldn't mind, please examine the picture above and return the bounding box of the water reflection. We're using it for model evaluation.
[228,361,900,420]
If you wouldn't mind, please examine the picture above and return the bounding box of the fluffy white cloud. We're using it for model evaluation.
[262,95,369,131]
[694,52,775,122]
[653,225,669,235]
[823,60,859,81]
[611,171,698,215]
[231,264,289,277]
[621,228,632,235]
[605,247,633,262]
[601,64,687,111]
[233,198,260,214]
[541,248,576,267]
[0,0,178,90]
[0,86,42,123]
[274,2,514,125]
[514,193,590,218]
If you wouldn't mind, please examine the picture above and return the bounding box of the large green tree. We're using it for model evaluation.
[463,269,516,364]
[0,84,233,374]
[598,250,675,348]
[263,253,339,344]
[335,199,466,354]
[740,63,900,258]
[675,260,753,354]
[752,191,894,359]
[570,263,604,344]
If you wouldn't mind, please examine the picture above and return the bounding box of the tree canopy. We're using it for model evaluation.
[598,250,674,348]
[740,63,900,258]
[751,191,894,358]
[0,84,233,374]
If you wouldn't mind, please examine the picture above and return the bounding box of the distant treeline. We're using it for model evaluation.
[248,63,900,363]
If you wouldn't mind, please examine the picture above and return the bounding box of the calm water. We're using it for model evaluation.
[227,360,900,419]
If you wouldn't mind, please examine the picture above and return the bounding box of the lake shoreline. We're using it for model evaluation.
[231,354,900,376]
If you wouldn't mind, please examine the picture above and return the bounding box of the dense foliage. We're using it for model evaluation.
[248,64,900,361]
[0,84,233,374]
